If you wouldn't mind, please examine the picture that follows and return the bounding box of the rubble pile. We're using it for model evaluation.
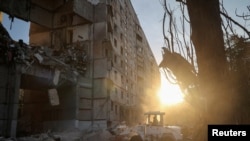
[0,122,142,141]
[0,23,88,81]
[0,129,116,141]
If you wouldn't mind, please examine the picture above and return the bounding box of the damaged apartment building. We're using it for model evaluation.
[0,0,160,137]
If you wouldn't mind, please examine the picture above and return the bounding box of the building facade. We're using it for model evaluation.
[0,0,160,136]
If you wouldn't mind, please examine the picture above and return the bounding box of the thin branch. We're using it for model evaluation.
[220,11,250,38]
[235,8,250,20]
[165,4,174,52]
[162,11,170,50]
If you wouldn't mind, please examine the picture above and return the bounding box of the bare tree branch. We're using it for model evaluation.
[220,11,250,38]
[235,6,250,20]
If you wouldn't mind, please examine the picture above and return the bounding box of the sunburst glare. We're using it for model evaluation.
[158,76,184,106]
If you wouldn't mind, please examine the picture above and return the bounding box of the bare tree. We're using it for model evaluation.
[159,0,250,141]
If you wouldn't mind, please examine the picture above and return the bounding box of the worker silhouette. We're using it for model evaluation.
[152,115,158,126]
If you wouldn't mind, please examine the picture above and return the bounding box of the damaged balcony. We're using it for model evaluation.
[0,0,93,28]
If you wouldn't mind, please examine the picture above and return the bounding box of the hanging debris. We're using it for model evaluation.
[0,23,89,87]
[159,47,197,89]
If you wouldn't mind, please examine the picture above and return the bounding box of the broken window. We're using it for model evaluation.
[107,5,114,17]
[111,101,113,111]
[114,24,117,33]
[121,60,124,68]
[107,21,113,33]
[115,105,118,115]
[120,33,123,40]
[120,47,123,55]
[120,5,123,13]
[105,48,109,57]
[136,34,142,42]
[67,29,73,44]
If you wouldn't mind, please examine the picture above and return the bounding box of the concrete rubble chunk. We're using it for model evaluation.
[48,89,60,106]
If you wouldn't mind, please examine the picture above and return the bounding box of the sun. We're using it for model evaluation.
[158,77,184,106]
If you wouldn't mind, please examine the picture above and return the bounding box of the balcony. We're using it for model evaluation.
[0,0,93,28]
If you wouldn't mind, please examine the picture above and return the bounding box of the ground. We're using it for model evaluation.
[0,128,114,141]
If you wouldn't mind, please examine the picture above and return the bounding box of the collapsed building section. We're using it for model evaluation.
[0,0,160,137]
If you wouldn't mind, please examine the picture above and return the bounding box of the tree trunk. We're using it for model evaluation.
[186,0,234,124]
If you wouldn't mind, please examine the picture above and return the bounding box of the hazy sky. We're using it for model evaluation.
[2,0,250,65]
[130,0,250,64]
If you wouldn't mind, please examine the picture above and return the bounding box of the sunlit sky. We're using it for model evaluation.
[1,0,249,105]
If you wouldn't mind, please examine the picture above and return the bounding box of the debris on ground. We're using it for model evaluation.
[0,128,118,141]
[82,129,113,141]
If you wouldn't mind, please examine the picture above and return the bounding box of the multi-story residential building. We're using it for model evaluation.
[0,0,160,136]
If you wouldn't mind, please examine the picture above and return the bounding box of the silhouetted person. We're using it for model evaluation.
[152,115,158,126]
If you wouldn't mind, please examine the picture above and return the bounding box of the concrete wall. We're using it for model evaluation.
[0,65,21,137]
